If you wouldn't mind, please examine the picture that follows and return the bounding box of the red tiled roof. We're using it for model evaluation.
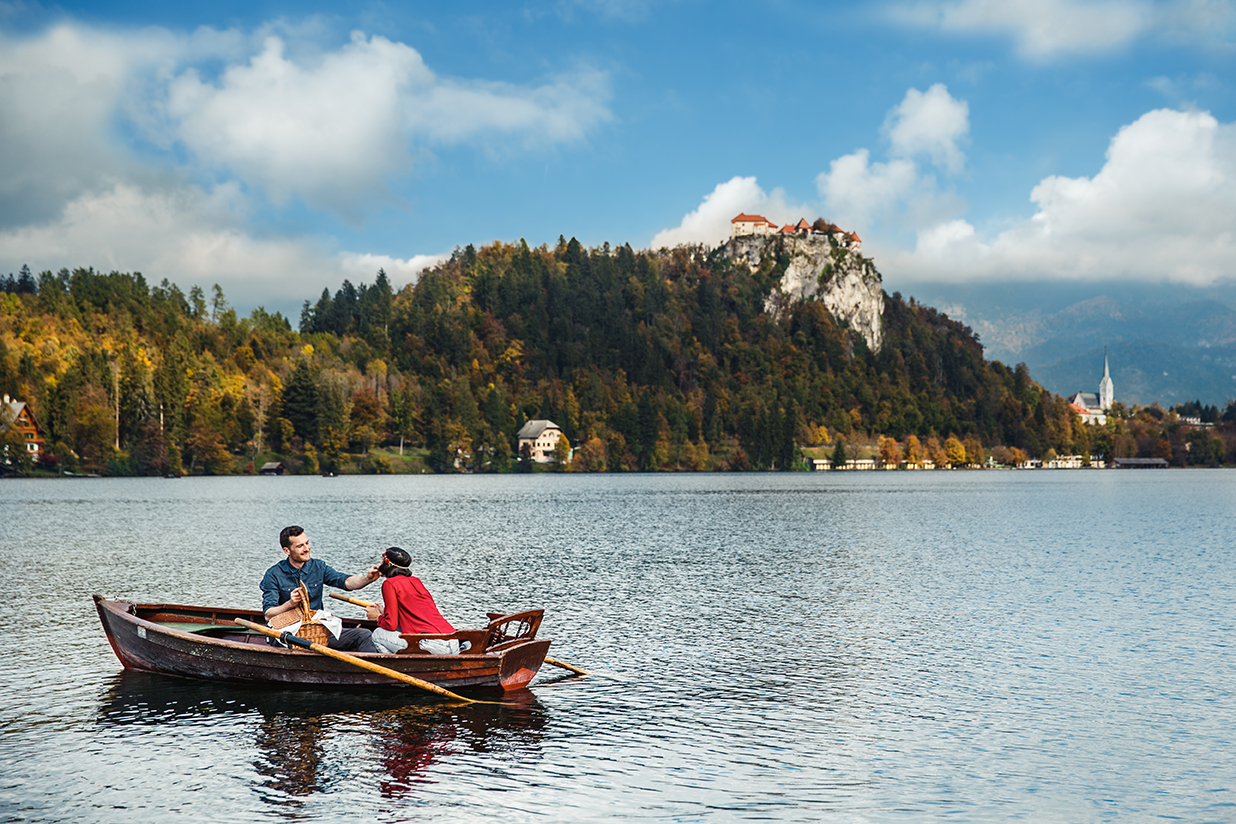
[731,213,772,224]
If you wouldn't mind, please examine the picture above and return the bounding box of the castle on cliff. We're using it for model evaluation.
[730,213,862,252]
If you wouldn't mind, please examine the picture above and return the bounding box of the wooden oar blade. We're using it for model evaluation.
[544,656,589,676]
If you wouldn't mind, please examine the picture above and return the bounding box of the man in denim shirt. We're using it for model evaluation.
[261,525,381,652]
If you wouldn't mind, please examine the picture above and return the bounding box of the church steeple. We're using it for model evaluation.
[1099,349,1114,411]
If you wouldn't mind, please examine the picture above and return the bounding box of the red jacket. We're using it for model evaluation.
[378,574,455,634]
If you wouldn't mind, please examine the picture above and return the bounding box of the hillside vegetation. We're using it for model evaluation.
[2,239,1233,475]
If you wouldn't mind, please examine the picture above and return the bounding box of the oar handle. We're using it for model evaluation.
[329,592,376,608]
[233,618,481,703]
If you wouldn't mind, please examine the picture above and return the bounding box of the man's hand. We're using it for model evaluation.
[345,566,382,590]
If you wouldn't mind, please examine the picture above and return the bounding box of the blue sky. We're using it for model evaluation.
[1,1,1234,317]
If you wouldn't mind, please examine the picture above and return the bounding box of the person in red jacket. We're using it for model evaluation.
[367,547,464,655]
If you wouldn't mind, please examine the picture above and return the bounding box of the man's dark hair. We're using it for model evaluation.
[279,525,305,549]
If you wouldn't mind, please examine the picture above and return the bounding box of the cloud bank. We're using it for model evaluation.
[888,0,1235,60]
[165,31,611,213]
[653,87,1236,287]
[896,108,1236,285]
[655,85,969,246]
[0,22,611,311]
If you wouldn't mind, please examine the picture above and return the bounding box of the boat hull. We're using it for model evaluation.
[93,595,550,692]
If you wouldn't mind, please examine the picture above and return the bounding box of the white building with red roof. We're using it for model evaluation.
[730,213,777,238]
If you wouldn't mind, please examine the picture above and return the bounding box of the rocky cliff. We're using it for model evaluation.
[720,234,884,352]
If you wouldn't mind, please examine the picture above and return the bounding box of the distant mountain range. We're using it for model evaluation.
[891,280,1236,407]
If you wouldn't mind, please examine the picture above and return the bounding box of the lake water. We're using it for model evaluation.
[0,470,1233,823]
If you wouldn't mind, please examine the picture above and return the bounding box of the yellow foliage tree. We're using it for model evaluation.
[905,434,925,465]
[879,436,902,468]
[944,436,966,467]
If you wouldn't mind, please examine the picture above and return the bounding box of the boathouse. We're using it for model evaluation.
[1112,458,1169,469]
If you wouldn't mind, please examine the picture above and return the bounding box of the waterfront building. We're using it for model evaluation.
[517,419,566,463]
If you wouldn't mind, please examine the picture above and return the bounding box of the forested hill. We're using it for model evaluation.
[0,238,1174,475]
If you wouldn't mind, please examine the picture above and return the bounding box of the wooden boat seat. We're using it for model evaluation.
[483,609,544,652]
[395,609,545,654]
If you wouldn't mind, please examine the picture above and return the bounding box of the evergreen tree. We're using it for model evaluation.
[282,359,319,443]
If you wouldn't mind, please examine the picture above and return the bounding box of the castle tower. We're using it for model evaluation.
[1099,350,1114,411]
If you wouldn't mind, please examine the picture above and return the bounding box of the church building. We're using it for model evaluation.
[1068,352,1114,425]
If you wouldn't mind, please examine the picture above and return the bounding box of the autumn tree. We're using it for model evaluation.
[552,433,572,471]
[879,436,902,468]
[904,434,925,466]
[944,436,966,467]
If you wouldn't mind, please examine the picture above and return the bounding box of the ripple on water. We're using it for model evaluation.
[0,471,1234,822]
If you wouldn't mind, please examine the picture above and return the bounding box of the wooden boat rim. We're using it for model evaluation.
[93,594,536,658]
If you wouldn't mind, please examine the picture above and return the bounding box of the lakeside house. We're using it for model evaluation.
[259,461,286,475]
[2,394,46,462]
[517,419,566,463]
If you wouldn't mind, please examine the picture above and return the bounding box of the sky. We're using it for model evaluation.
[1,0,1234,318]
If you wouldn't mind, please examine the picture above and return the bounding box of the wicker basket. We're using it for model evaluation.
[270,582,331,646]
[295,620,331,645]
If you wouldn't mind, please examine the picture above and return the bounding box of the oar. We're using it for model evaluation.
[330,592,374,608]
[328,592,589,676]
[233,618,494,704]
[543,656,590,675]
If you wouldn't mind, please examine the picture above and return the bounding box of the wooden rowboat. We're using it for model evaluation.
[93,594,551,692]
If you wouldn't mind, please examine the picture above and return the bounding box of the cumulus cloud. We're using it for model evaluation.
[816,152,922,229]
[883,83,969,173]
[164,31,612,212]
[889,0,1234,60]
[0,25,153,227]
[338,251,448,286]
[0,181,443,310]
[649,176,809,248]
[0,20,608,310]
[816,85,968,233]
[890,108,1236,284]
[652,86,970,250]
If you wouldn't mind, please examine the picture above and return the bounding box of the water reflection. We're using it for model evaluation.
[96,671,548,803]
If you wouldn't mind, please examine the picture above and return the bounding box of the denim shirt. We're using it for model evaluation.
[260,558,350,614]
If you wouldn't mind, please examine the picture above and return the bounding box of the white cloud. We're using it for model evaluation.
[164,31,612,213]
[815,151,922,229]
[338,251,447,289]
[890,108,1236,285]
[889,0,1234,60]
[649,176,809,248]
[0,180,445,311]
[0,25,156,226]
[0,20,609,311]
[883,83,969,173]
[816,85,968,232]
[654,86,971,250]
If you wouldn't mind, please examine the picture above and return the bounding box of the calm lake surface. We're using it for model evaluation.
[0,470,1233,823]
